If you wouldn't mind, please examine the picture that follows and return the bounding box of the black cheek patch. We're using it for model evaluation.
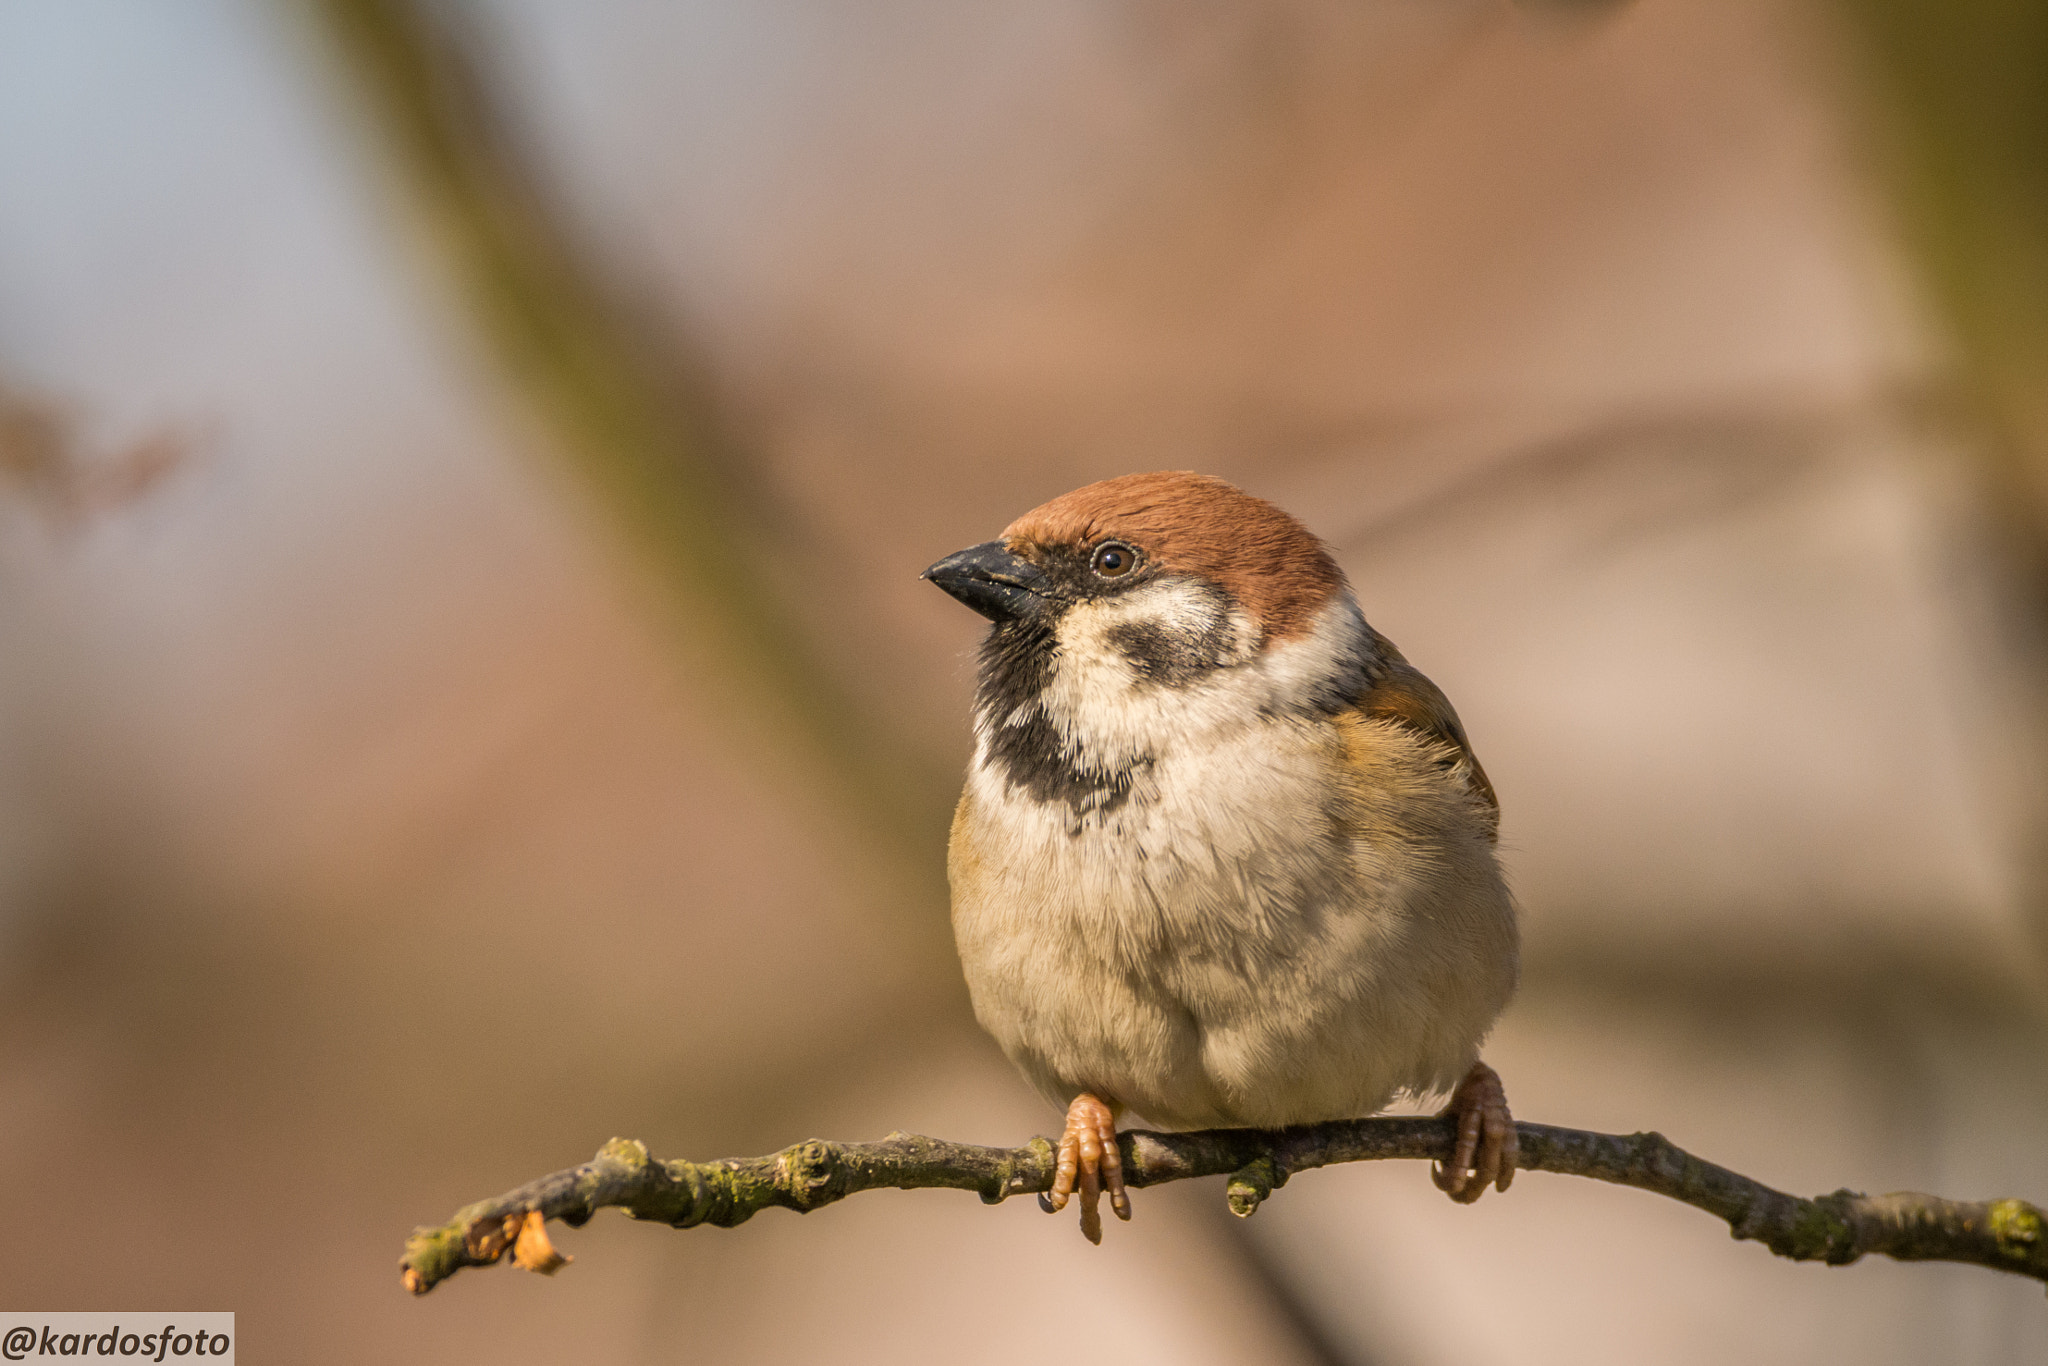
[1105,607,1240,687]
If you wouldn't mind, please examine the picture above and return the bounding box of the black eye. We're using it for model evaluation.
[1090,541,1138,579]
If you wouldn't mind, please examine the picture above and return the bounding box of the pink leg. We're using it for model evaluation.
[1041,1092,1131,1243]
[1432,1060,1518,1204]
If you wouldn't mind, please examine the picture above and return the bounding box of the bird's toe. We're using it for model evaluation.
[1046,1092,1127,1243]
[1434,1061,1516,1204]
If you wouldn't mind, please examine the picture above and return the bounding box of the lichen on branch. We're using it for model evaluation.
[398,1117,2047,1296]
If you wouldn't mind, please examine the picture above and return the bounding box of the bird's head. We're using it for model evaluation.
[925,471,1377,798]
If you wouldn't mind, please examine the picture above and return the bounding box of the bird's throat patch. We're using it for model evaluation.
[975,619,1147,820]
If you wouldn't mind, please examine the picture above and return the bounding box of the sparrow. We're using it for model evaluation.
[923,471,1519,1242]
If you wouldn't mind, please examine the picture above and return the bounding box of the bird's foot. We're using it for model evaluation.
[1432,1060,1518,1203]
[1039,1092,1130,1243]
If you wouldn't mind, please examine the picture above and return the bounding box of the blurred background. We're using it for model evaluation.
[1,0,2044,1359]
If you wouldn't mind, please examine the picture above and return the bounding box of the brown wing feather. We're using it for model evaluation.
[1354,633,1499,833]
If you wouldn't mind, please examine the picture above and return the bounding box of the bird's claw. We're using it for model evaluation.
[1044,1092,1129,1242]
[1432,1060,1517,1203]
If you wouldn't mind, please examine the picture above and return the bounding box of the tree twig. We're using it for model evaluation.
[399,1116,2046,1296]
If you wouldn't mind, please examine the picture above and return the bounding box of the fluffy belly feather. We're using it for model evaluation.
[948,715,1517,1130]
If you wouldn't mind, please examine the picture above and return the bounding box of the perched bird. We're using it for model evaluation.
[924,471,1519,1242]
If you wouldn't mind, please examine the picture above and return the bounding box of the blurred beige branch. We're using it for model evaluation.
[399,1119,2048,1297]
[303,0,950,867]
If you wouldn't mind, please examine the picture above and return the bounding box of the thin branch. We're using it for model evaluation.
[399,1116,2047,1296]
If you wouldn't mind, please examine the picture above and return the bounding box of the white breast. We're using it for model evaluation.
[948,605,1518,1130]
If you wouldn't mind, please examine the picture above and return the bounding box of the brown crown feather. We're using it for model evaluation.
[1001,471,1345,641]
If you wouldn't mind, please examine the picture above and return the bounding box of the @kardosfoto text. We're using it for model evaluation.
[1,1315,233,1363]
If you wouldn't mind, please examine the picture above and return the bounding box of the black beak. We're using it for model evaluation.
[922,540,1052,622]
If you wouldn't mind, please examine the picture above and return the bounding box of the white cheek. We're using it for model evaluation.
[1036,583,1251,766]
[1029,590,1369,770]
[1258,591,1375,705]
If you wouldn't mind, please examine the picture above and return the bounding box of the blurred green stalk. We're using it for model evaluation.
[1839,1,2048,953]
[1840,0,2048,527]
[303,0,952,909]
